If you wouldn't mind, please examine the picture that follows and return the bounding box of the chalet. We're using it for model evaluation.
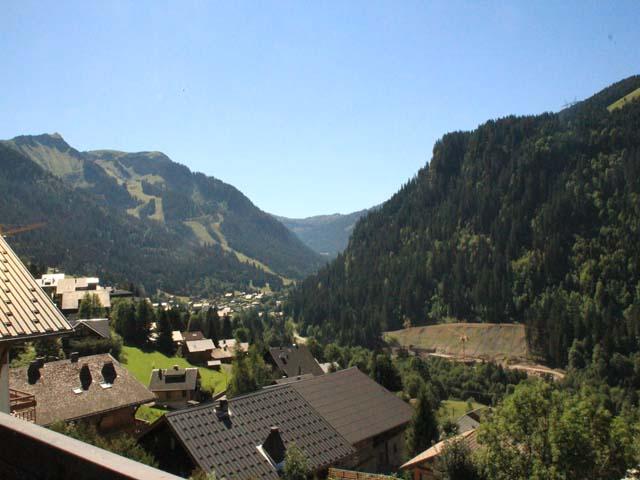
[68,318,111,340]
[148,366,200,409]
[288,368,413,471]
[173,330,204,349]
[183,338,215,364]
[211,338,249,364]
[140,387,356,478]
[53,276,111,315]
[401,429,479,480]
[267,344,324,378]
[0,236,73,417]
[9,353,155,433]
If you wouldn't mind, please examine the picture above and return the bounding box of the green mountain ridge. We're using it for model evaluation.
[288,75,640,368]
[274,208,371,258]
[1,134,323,293]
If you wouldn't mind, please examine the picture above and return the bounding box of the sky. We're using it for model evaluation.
[1,1,639,217]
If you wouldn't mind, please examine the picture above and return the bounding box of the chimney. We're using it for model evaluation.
[158,369,163,380]
[27,361,41,384]
[262,426,286,465]
[102,361,117,384]
[70,352,79,363]
[173,365,179,371]
[35,357,45,368]
[79,364,92,390]
[216,398,229,417]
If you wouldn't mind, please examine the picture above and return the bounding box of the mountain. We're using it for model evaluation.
[1,135,323,294]
[275,209,371,258]
[288,75,640,368]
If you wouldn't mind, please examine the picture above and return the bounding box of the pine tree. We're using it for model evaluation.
[156,309,175,355]
[408,386,439,456]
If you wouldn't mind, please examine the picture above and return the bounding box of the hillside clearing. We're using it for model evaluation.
[437,399,487,424]
[386,323,529,362]
[608,87,640,111]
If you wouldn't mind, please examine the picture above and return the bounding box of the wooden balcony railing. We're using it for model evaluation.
[9,389,36,423]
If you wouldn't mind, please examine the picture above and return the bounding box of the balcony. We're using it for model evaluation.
[9,389,36,423]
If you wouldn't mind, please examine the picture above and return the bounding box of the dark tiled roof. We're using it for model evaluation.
[163,385,355,479]
[9,353,155,425]
[268,345,324,377]
[71,318,111,339]
[291,367,413,445]
[182,331,205,341]
[0,236,73,342]
[149,367,199,392]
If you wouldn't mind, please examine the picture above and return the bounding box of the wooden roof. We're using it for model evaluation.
[0,236,72,343]
[401,429,478,469]
[9,353,155,426]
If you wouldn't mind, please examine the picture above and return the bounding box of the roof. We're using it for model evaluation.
[70,318,111,339]
[55,277,100,294]
[148,367,199,392]
[456,413,481,434]
[9,353,155,426]
[185,338,215,353]
[401,429,478,470]
[172,331,184,343]
[0,236,73,343]
[268,345,324,377]
[290,367,413,444]
[159,385,355,479]
[218,338,249,352]
[182,331,204,342]
[273,373,315,385]
[211,348,234,360]
[61,289,111,312]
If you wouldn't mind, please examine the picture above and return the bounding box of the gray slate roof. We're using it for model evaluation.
[162,385,355,479]
[70,318,111,339]
[149,367,199,392]
[9,353,155,426]
[290,367,413,444]
[268,345,324,378]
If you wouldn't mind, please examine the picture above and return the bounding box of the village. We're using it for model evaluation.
[0,233,490,479]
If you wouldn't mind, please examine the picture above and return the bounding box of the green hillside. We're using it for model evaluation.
[2,134,323,287]
[275,208,371,258]
[288,75,640,367]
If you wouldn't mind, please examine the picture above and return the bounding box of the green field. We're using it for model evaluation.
[438,399,486,424]
[608,87,640,112]
[386,323,529,362]
[121,346,229,393]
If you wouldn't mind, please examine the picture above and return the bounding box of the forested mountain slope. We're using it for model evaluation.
[0,144,284,295]
[3,134,322,283]
[275,208,370,258]
[288,76,640,367]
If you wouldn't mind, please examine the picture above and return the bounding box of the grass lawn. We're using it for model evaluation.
[437,399,486,424]
[136,405,169,423]
[121,345,230,394]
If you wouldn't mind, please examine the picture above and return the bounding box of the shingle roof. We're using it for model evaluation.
[60,289,111,311]
[401,429,478,469]
[290,367,413,445]
[70,318,111,339]
[182,331,204,342]
[185,338,215,353]
[9,353,155,425]
[0,236,73,343]
[268,345,324,378]
[161,385,355,479]
[148,367,199,392]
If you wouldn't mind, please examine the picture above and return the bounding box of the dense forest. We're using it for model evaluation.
[288,76,640,367]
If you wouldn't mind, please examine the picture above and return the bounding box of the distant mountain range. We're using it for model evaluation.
[275,209,371,258]
[0,134,323,295]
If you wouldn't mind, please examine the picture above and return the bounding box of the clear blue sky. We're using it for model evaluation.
[1,1,639,217]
